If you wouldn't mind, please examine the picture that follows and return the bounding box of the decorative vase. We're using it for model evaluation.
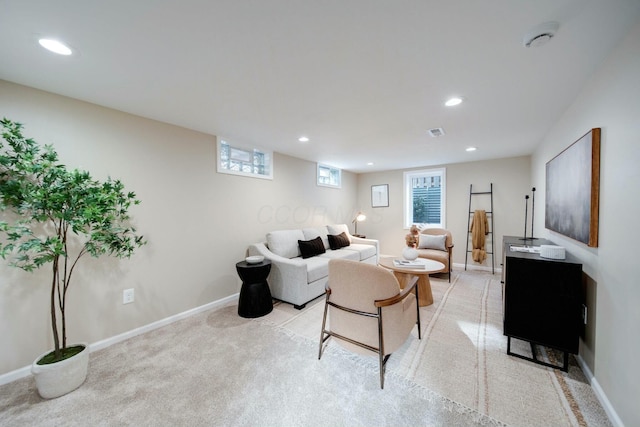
[31,343,89,399]
[402,246,419,261]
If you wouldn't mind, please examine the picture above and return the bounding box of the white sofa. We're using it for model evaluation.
[248,224,379,309]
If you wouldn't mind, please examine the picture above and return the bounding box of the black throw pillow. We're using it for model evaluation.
[328,232,351,250]
[298,236,326,259]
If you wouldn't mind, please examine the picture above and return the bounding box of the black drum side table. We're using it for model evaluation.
[236,260,273,318]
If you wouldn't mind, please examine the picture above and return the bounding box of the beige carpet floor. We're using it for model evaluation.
[0,284,502,427]
[0,270,611,426]
[260,270,611,427]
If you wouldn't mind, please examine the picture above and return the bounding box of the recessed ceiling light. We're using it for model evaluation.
[367,162,374,166]
[466,147,477,152]
[38,38,72,55]
[445,97,463,107]
[298,136,309,142]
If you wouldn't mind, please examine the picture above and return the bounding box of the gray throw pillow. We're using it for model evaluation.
[418,234,447,251]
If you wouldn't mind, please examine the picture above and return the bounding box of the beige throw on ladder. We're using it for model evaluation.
[470,209,489,263]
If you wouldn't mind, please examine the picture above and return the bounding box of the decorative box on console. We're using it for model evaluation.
[540,245,566,260]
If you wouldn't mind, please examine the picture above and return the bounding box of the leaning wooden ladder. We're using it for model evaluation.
[465,183,495,274]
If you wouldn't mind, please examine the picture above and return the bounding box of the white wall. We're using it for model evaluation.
[531,20,640,427]
[0,80,358,375]
[355,156,531,268]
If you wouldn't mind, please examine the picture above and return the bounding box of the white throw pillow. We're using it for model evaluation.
[302,227,330,249]
[266,229,305,258]
[327,224,352,242]
[418,234,447,251]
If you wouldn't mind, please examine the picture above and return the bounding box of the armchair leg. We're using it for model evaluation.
[377,307,385,389]
[318,294,330,360]
[415,282,422,340]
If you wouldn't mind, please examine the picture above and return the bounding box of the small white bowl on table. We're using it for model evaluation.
[245,255,264,264]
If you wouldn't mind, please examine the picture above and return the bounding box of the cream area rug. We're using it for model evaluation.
[261,270,611,427]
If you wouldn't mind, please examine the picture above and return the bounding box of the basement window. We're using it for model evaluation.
[317,163,341,188]
[403,168,446,228]
[217,139,273,180]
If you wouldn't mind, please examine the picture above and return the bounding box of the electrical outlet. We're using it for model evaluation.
[123,288,135,304]
[582,304,587,325]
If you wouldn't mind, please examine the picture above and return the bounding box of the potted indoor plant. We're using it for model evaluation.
[0,118,145,398]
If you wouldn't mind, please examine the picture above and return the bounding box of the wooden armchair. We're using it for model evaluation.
[318,259,421,389]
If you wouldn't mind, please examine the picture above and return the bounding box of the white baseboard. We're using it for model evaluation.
[0,366,32,387]
[575,354,623,427]
[453,262,502,274]
[0,293,239,387]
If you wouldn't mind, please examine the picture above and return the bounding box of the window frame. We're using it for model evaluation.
[217,138,273,180]
[403,167,446,229]
[316,163,342,188]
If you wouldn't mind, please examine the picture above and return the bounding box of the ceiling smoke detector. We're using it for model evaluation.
[428,128,445,138]
[523,21,560,48]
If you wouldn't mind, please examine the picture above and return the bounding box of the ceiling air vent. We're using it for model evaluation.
[523,22,560,48]
[428,128,445,138]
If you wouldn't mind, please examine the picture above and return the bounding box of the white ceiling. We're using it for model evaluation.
[1,1,639,173]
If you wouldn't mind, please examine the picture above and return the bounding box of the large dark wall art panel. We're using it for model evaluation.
[545,128,601,247]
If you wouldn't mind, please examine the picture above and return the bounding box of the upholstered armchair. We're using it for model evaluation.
[416,228,454,282]
[318,259,421,389]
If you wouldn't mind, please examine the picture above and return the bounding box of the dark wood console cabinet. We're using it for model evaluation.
[502,236,582,371]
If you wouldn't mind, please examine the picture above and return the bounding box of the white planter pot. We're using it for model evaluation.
[402,247,419,261]
[31,343,89,399]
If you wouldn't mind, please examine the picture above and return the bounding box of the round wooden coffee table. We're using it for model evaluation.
[378,256,445,307]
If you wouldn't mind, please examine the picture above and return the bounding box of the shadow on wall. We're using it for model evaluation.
[580,272,597,372]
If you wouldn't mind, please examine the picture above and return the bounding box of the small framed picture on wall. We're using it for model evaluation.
[371,184,389,207]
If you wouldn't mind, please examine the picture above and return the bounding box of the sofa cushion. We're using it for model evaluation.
[319,249,360,262]
[303,256,330,283]
[302,227,330,249]
[298,236,326,259]
[328,232,350,250]
[327,224,352,242]
[418,234,447,251]
[267,229,305,258]
[342,243,377,261]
